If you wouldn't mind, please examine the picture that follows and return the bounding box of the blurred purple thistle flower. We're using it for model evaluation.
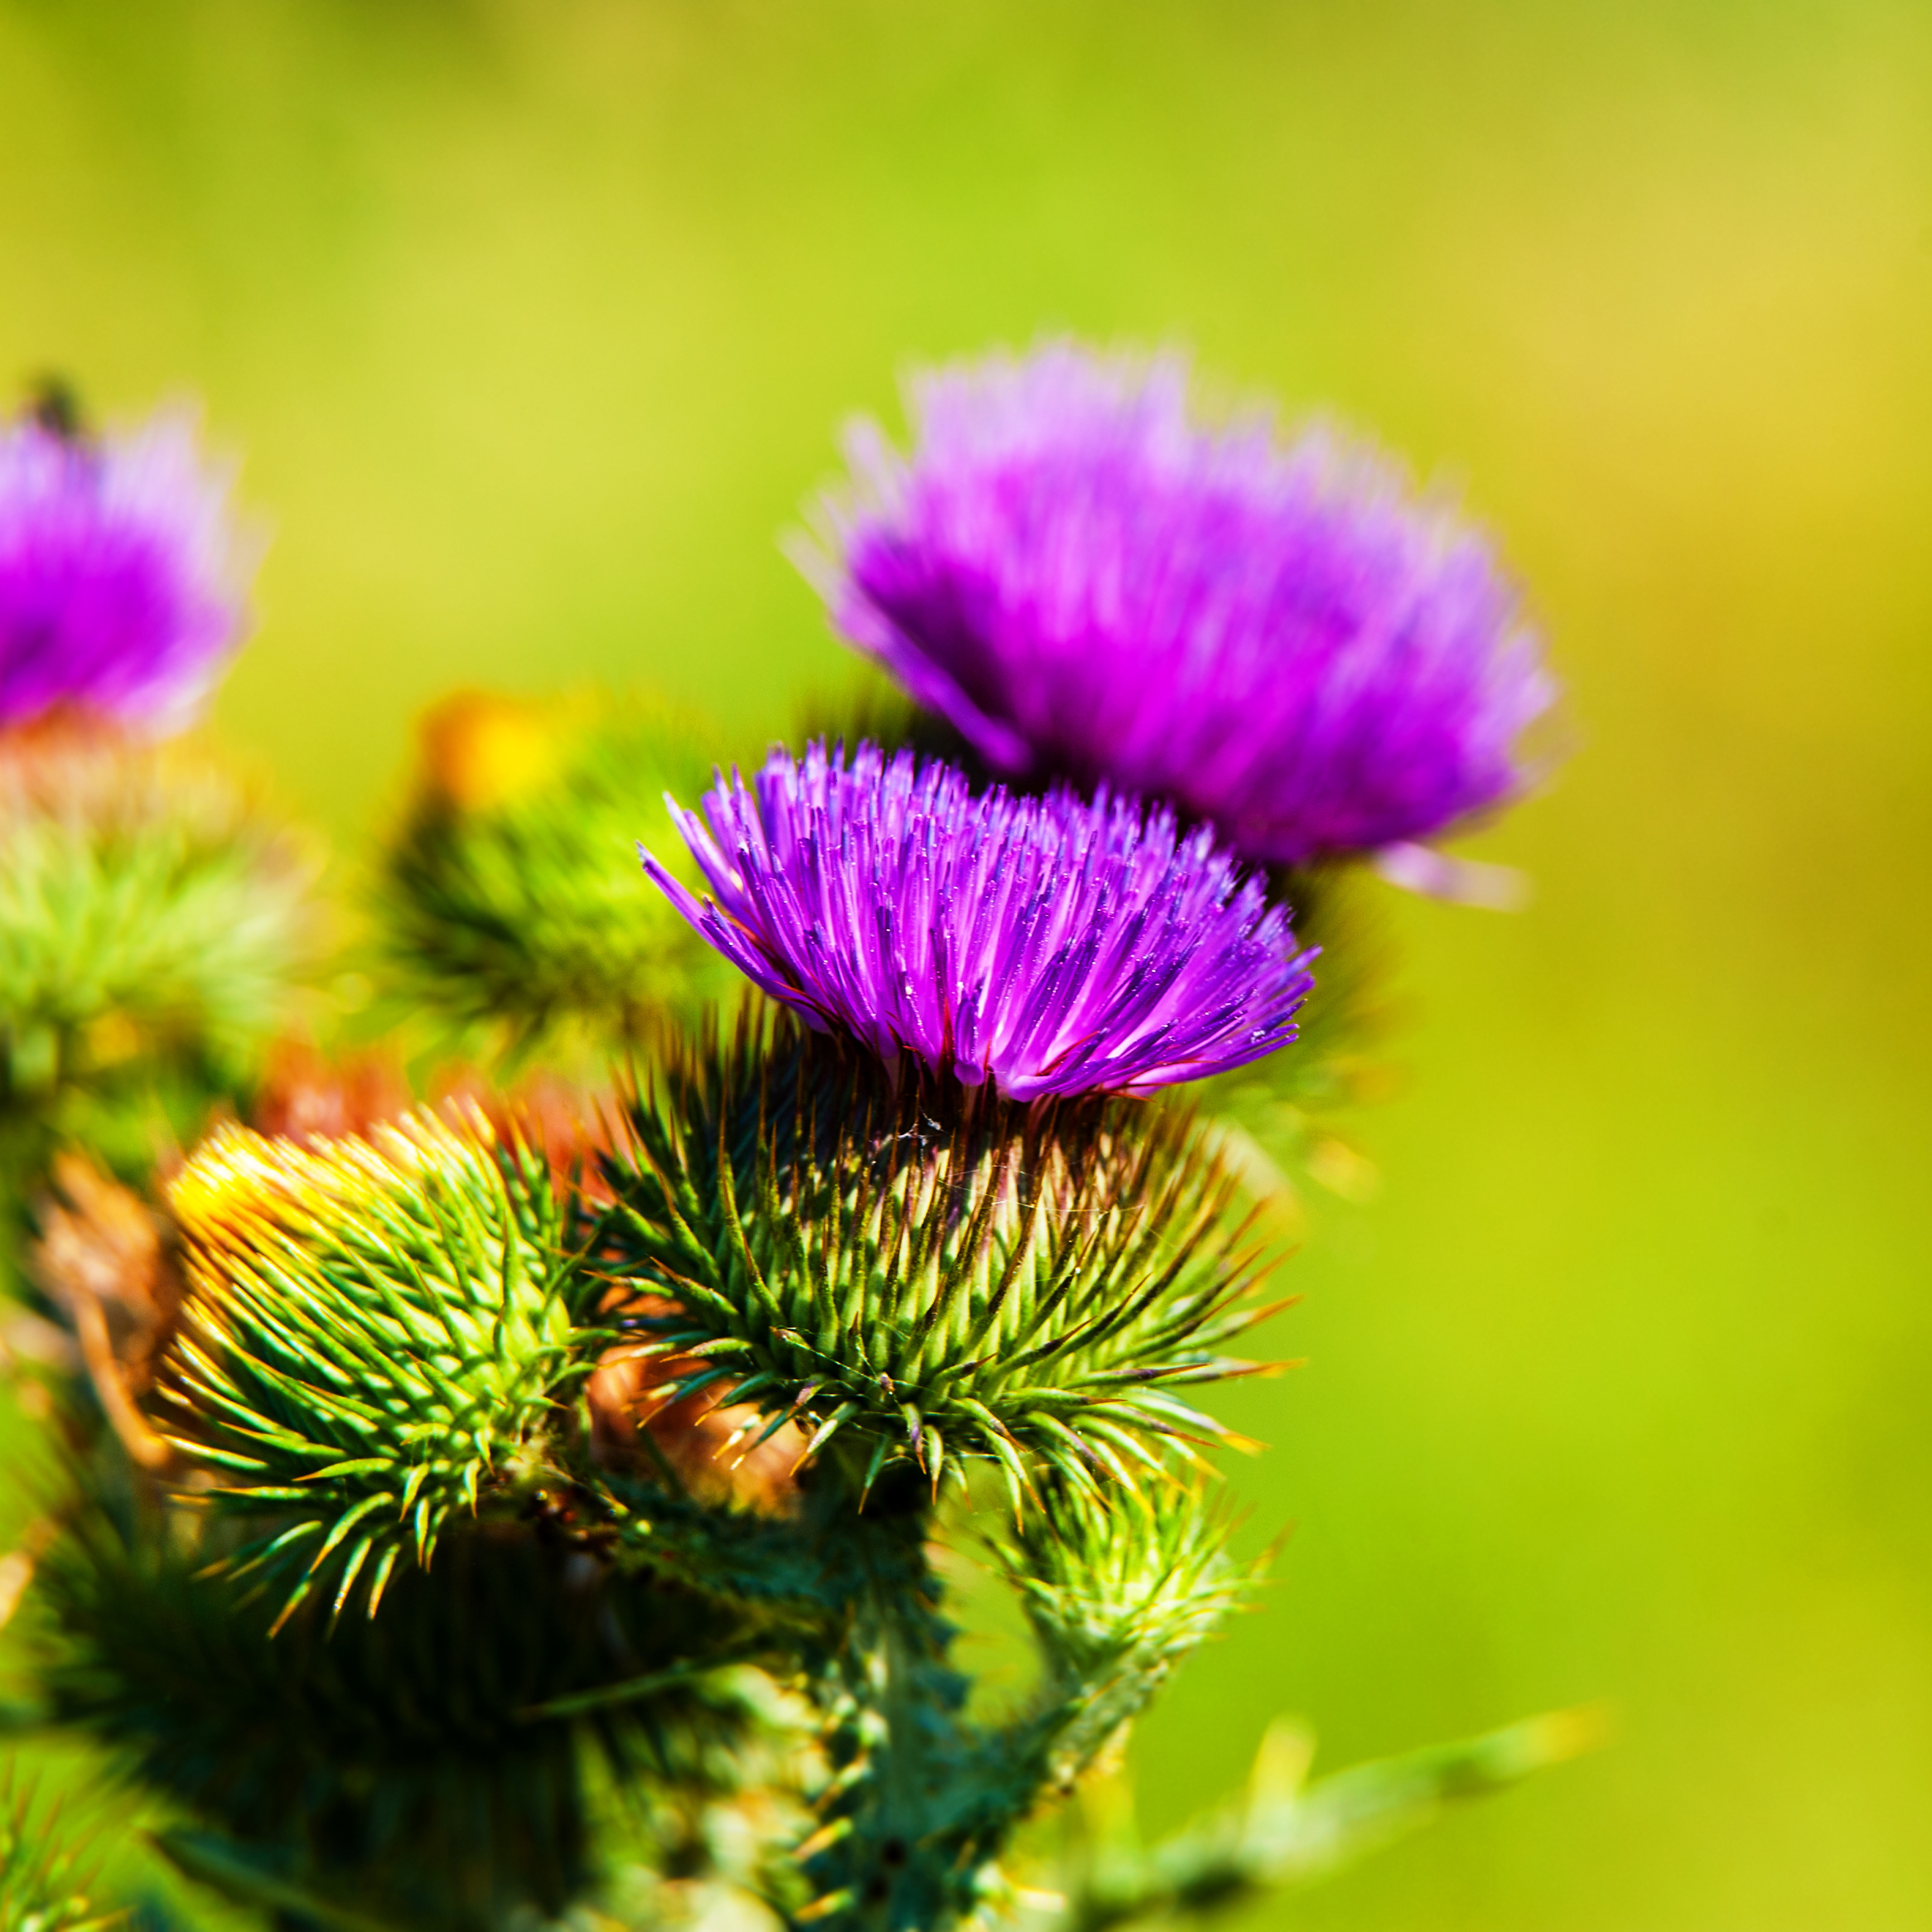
[0,402,258,735]
[803,341,1556,867]
[641,741,1315,1102]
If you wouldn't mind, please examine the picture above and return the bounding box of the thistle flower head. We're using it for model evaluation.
[163,1107,584,1624]
[0,402,257,735]
[596,1012,1281,1507]
[642,741,1315,1102]
[806,341,1555,865]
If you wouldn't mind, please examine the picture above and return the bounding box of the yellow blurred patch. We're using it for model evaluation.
[417,691,564,814]
[169,1109,496,1262]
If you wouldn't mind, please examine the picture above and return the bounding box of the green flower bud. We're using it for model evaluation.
[163,1107,585,1623]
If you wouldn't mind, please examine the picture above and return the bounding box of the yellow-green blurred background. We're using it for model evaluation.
[4,2,1930,1925]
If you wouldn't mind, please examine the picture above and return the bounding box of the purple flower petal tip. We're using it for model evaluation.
[0,402,259,735]
[642,741,1316,1102]
[804,340,1557,866]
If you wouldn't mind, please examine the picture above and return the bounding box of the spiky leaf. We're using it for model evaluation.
[1049,1707,1602,1932]
[33,1507,766,1932]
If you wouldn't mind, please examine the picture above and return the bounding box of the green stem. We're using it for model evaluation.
[1053,1709,1601,1932]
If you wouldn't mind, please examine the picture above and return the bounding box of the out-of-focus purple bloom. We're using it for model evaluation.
[0,404,256,734]
[641,741,1315,1102]
[803,341,1556,867]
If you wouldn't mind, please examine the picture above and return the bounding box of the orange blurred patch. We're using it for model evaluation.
[416,690,563,814]
[433,1066,621,1208]
[28,1152,182,1470]
[587,1298,804,1516]
[252,1040,413,1146]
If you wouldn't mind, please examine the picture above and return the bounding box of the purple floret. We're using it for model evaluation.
[804,341,1556,866]
[0,405,255,735]
[641,741,1315,1102]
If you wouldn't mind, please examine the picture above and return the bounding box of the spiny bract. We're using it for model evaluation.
[36,1506,767,1930]
[0,1777,112,1932]
[594,1010,1285,1508]
[162,1105,587,1623]
[993,1477,1254,1687]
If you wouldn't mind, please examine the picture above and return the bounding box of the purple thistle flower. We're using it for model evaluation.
[641,738,1321,1105]
[803,341,1556,867]
[640,741,1316,1102]
[0,403,257,735]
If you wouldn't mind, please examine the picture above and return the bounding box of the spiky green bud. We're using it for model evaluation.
[595,1012,1282,1509]
[162,1107,587,1622]
[374,689,727,1060]
[0,722,316,1182]
[997,1480,1253,1689]
[990,1478,1257,1786]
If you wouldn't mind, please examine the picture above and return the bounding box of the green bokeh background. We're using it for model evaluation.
[4,2,1930,1925]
